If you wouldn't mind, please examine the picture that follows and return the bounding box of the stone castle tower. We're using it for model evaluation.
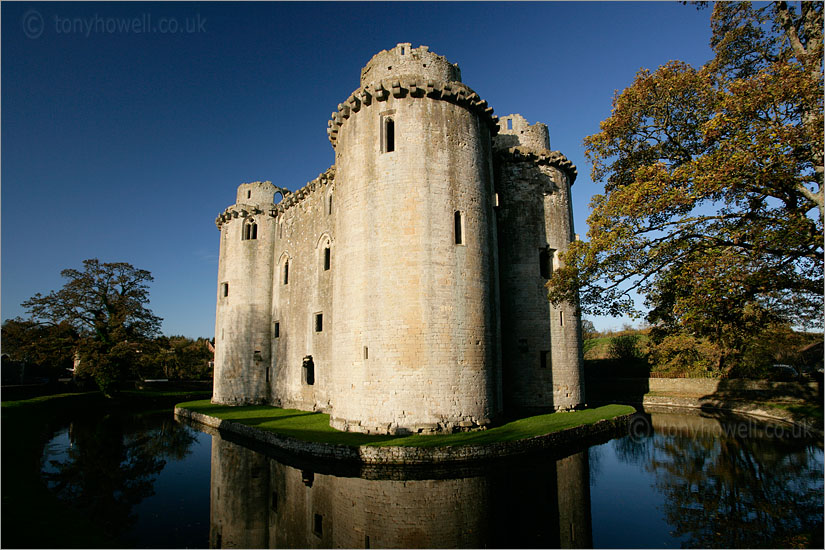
[213,43,584,434]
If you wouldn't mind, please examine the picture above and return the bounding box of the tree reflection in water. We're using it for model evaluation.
[615,413,823,548]
[42,412,197,542]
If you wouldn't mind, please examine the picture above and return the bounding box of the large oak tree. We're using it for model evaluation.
[22,259,162,394]
[548,2,823,370]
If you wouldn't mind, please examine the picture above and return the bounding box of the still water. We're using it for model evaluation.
[40,408,823,548]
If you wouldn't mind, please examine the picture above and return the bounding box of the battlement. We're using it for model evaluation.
[360,43,461,87]
[495,114,550,152]
[327,78,498,148]
[496,147,578,184]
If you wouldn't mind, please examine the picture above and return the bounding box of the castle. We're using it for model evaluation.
[212,44,584,435]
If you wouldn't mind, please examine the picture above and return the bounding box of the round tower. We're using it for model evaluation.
[494,114,584,411]
[213,180,279,405]
[327,43,502,434]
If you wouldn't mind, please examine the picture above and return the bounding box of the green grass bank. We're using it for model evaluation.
[176,400,635,448]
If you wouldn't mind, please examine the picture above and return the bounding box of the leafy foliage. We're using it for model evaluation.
[22,259,162,395]
[1,319,78,380]
[608,334,643,362]
[548,2,823,371]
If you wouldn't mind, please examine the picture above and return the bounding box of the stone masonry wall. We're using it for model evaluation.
[329,45,501,434]
[494,115,584,411]
[212,44,584,434]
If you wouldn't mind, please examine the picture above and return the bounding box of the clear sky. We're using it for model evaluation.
[2,1,715,337]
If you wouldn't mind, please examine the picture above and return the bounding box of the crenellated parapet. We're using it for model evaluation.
[214,167,336,229]
[327,78,499,148]
[496,147,578,184]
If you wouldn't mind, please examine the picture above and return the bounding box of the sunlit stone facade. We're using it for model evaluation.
[212,43,584,434]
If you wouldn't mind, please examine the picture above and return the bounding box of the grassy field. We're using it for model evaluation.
[177,400,635,448]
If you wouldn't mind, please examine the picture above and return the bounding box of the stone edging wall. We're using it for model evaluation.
[174,406,632,465]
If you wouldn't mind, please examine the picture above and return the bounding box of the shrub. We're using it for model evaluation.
[608,334,642,362]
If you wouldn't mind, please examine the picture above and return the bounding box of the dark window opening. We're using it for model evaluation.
[540,247,554,278]
[247,190,251,199]
[364,346,369,360]
[283,260,289,285]
[243,221,257,240]
[315,313,323,332]
[384,117,395,153]
[507,118,513,130]
[215,533,222,548]
[560,311,565,326]
[302,469,314,487]
[365,535,371,549]
[313,514,323,536]
[266,366,270,382]
[324,247,331,270]
[454,211,464,245]
[221,282,229,297]
[274,322,280,338]
[328,195,333,215]
[540,350,550,369]
[303,355,315,385]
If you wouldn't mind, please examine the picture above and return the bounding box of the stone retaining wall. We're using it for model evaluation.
[174,406,632,465]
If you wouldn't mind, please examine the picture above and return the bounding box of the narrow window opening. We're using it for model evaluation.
[506,118,513,130]
[383,117,395,153]
[454,211,464,245]
[303,355,315,385]
[324,246,331,270]
[559,311,565,326]
[364,346,369,360]
[283,260,289,285]
[365,535,371,549]
[315,313,323,332]
[540,350,550,369]
[540,247,553,278]
[247,190,251,199]
[302,469,314,486]
[266,366,270,382]
[400,46,406,55]
[221,282,229,297]
[328,194,333,215]
[274,322,280,338]
[243,221,258,240]
[216,533,222,548]
[313,514,323,536]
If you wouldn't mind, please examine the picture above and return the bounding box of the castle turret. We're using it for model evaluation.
[494,114,584,411]
[327,43,502,434]
[213,180,279,405]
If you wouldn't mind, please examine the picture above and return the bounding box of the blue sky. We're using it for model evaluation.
[2,1,715,337]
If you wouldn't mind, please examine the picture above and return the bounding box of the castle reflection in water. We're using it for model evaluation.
[207,431,592,549]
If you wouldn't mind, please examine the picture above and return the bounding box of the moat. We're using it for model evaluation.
[39,407,823,548]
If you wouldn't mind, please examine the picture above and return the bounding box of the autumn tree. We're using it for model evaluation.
[22,259,162,395]
[548,1,823,372]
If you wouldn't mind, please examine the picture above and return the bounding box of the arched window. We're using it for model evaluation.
[381,113,395,153]
[324,246,331,271]
[283,259,289,285]
[243,219,257,240]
